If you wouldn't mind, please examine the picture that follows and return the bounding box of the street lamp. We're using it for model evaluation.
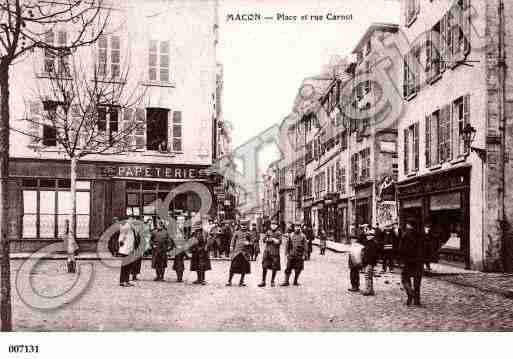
[461,123,486,161]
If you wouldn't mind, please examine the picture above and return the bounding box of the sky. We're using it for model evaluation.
[217,0,400,171]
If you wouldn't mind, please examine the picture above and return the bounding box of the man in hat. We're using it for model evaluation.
[190,221,211,285]
[226,219,252,286]
[361,227,379,296]
[250,222,260,261]
[258,220,282,287]
[281,222,307,286]
[303,223,314,260]
[399,220,424,306]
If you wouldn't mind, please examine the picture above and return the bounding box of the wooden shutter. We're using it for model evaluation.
[426,30,433,79]
[403,128,409,174]
[134,108,146,150]
[440,14,447,72]
[122,108,134,150]
[414,123,419,171]
[172,110,182,152]
[463,94,470,153]
[452,100,460,158]
[463,1,471,55]
[425,115,431,167]
[403,55,409,98]
[28,101,42,150]
[431,112,439,164]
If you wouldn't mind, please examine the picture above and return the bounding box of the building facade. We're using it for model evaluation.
[396,0,513,271]
[8,0,220,252]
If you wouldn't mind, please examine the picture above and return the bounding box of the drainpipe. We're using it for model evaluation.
[498,0,508,271]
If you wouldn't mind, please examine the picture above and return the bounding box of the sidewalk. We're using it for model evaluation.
[314,238,513,299]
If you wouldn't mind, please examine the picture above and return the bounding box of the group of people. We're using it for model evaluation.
[348,220,437,307]
[109,214,437,307]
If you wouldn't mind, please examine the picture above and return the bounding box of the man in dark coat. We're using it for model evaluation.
[250,223,260,261]
[226,219,252,286]
[221,222,232,258]
[381,226,395,273]
[281,223,307,286]
[258,220,282,287]
[190,223,211,285]
[423,223,436,272]
[399,220,425,306]
[150,220,171,281]
[303,224,314,260]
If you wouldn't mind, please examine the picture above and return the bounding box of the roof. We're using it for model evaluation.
[351,22,399,54]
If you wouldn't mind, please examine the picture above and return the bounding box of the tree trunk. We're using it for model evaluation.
[0,65,12,331]
[70,156,78,251]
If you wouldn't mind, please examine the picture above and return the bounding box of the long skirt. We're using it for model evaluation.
[152,252,168,269]
[230,253,251,274]
[262,253,281,271]
[190,250,211,272]
[172,254,185,272]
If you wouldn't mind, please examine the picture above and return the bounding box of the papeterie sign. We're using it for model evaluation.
[99,164,210,180]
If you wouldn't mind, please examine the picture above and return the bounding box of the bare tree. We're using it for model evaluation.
[14,44,146,272]
[0,0,110,331]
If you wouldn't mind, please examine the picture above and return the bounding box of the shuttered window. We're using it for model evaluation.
[172,111,182,152]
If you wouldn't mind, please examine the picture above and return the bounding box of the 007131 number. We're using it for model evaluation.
[8,345,39,354]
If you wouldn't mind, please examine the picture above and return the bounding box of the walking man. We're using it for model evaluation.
[226,219,252,286]
[250,222,260,261]
[303,224,314,260]
[361,228,379,296]
[190,222,211,285]
[319,229,327,255]
[281,222,307,286]
[399,220,425,306]
[258,220,282,287]
[118,217,136,287]
[150,220,171,281]
[348,235,365,292]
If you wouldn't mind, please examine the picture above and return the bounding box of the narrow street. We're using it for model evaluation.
[11,250,513,331]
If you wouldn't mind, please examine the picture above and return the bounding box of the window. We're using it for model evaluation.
[43,30,69,76]
[42,125,57,146]
[341,167,346,194]
[426,110,440,167]
[452,95,470,157]
[426,22,442,81]
[22,179,90,238]
[360,148,371,180]
[403,45,420,98]
[97,105,119,143]
[149,40,170,82]
[171,111,182,152]
[404,123,419,173]
[351,153,359,184]
[439,105,452,162]
[146,108,169,151]
[405,0,420,26]
[97,35,121,78]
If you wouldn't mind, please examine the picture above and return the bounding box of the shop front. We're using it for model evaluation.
[8,158,214,253]
[353,184,373,227]
[397,166,470,268]
[324,193,338,241]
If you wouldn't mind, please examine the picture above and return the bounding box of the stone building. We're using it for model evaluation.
[7,0,220,252]
[396,0,513,271]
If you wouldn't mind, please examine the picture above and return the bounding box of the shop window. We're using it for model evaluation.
[22,179,90,239]
[146,108,169,151]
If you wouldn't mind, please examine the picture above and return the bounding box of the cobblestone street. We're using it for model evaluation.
[10,250,513,331]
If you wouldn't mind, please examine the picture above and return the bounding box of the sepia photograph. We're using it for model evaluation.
[0,0,513,356]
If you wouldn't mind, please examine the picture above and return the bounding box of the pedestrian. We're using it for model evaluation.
[423,222,435,272]
[258,220,282,287]
[348,234,365,292]
[108,217,120,257]
[226,219,252,286]
[392,222,401,267]
[150,220,171,281]
[250,223,260,261]
[303,224,314,260]
[222,221,232,258]
[130,216,144,281]
[171,236,188,282]
[319,229,327,255]
[281,222,307,286]
[190,223,211,285]
[118,217,137,287]
[62,218,79,273]
[399,220,425,306]
[381,225,395,273]
[361,228,379,296]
